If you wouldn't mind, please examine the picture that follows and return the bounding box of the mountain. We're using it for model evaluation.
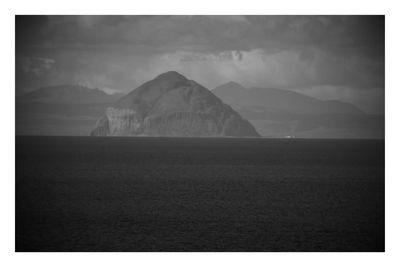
[212,82,383,139]
[18,84,124,104]
[90,71,260,137]
[16,85,125,136]
[213,82,364,115]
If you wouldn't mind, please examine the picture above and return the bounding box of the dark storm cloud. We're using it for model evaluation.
[15,15,384,113]
[16,15,383,55]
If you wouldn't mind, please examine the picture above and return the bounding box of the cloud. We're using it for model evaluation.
[15,15,384,113]
[17,16,382,56]
[17,57,55,76]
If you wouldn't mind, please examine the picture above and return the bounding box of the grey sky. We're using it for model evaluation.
[16,15,384,113]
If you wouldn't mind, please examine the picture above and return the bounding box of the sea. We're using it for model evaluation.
[15,136,384,251]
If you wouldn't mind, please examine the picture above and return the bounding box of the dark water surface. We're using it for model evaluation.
[16,136,384,251]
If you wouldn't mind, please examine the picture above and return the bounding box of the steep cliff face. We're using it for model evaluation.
[90,71,260,137]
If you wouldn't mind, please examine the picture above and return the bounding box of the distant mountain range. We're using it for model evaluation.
[213,82,363,115]
[213,82,383,138]
[91,72,259,137]
[15,77,383,138]
[16,85,124,136]
[18,84,124,104]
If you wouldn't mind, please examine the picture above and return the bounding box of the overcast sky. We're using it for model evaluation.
[16,15,384,113]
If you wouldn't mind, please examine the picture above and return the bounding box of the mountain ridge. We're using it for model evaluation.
[211,82,383,138]
[213,82,364,115]
[17,84,124,104]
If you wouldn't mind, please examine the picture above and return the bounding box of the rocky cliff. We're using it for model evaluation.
[90,71,260,137]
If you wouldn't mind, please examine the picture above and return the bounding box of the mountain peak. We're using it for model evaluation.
[213,81,247,95]
[154,71,187,82]
[225,81,245,88]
